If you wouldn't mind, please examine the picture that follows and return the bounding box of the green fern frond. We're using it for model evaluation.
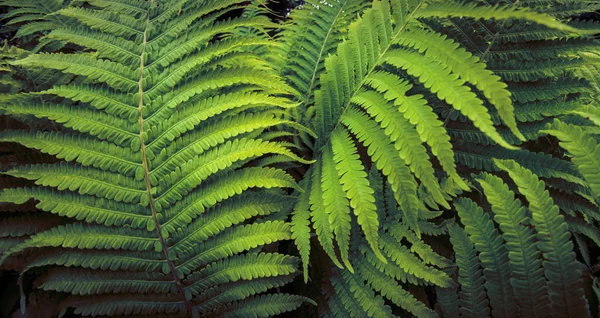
[0,1,311,316]
[321,145,353,270]
[494,159,589,317]
[308,161,344,270]
[330,128,384,262]
[448,222,491,318]
[454,198,517,317]
[541,119,600,198]
[292,0,591,273]
[473,172,549,317]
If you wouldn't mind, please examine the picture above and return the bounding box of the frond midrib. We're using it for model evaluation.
[300,0,350,110]
[315,0,426,152]
[134,8,194,314]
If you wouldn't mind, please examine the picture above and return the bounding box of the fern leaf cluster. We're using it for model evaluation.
[289,0,594,277]
[432,0,600,219]
[445,160,589,317]
[319,174,452,318]
[2,0,600,317]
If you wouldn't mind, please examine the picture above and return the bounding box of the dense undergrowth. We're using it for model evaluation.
[0,0,599,317]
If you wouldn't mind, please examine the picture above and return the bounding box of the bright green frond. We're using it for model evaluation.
[331,128,384,263]
[0,1,309,315]
[321,146,353,270]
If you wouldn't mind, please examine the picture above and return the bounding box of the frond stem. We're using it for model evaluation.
[301,0,349,114]
[316,0,425,153]
[137,12,194,315]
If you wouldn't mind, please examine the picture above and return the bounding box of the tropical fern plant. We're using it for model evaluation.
[0,0,314,316]
[278,0,600,317]
[2,0,600,317]
[285,0,595,274]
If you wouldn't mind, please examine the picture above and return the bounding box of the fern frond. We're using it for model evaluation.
[541,119,600,198]
[448,222,491,318]
[321,146,353,270]
[473,172,549,317]
[494,159,589,317]
[455,198,517,317]
[295,0,587,271]
[330,128,384,263]
[0,1,309,316]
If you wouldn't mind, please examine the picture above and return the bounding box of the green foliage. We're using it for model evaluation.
[445,161,590,317]
[2,0,600,317]
[0,0,311,316]
[289,0,598,283]
[319,179,451,318]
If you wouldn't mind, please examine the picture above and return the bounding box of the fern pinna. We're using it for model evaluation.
[0,0,314,316]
